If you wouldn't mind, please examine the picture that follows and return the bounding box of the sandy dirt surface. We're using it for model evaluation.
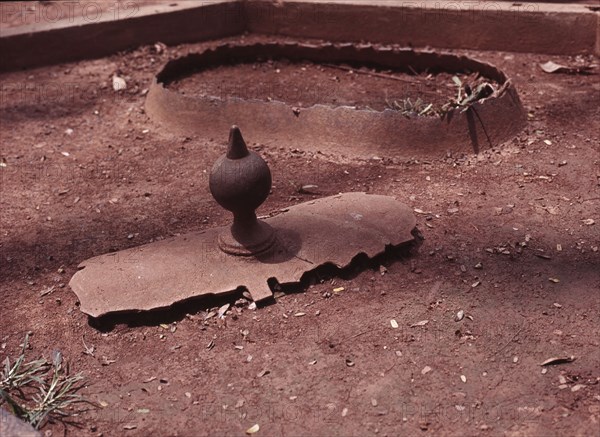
[170,58,493,111]
[1,34,599,436]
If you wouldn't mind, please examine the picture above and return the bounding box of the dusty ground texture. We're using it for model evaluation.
[1,34,599,437]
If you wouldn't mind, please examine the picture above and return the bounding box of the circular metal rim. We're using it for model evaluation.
[146,42,526,158]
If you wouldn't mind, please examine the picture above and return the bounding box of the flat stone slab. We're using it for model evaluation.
[0,409,40,437]
[69,193,416,318]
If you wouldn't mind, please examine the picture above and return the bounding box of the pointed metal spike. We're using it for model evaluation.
[227,125,249,159]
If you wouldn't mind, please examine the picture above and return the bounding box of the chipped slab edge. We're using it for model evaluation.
[69,193,417,318]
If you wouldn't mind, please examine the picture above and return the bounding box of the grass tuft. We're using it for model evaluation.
[0,334,94,429]
[385,75,496,118]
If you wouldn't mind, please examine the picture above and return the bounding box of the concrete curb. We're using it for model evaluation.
[247,1,599,56]
[0,1,598,72]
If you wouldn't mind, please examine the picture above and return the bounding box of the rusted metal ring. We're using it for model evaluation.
[146,42,526,157]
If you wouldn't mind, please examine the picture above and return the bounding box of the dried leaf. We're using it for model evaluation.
[413,208,429,214]
[299,184,318,194]
[410,320,429,327]
[246,424,260,434]
[39,285,55,297]
[540,60,594,75]
[540,61,565,73]
[540,356,575,366]
[218,303,230,318]
[82,336,95,356]
[257,369,270,378]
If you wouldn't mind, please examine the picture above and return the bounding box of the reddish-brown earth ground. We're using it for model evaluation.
[170,58,494,111]
[1,34,599,437]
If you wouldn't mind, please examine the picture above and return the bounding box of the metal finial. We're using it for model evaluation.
[226,125,249,159]
[209,126,275,256]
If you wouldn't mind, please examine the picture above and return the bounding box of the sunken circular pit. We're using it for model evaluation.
[146,42,526,158]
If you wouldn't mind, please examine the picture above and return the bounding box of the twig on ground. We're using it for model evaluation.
[322,63,421,84]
